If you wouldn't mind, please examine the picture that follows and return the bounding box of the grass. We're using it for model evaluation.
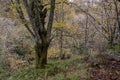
[0,55,90,80]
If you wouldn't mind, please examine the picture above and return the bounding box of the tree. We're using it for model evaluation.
[71,0,119,49]
[11,0,56,69]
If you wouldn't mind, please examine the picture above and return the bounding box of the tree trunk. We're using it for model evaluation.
[108,38,114,49]
[35,40,48,69]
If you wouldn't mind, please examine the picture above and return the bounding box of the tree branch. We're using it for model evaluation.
[114,0,120,32]
[47,0,56,42]
[11,0,35,38]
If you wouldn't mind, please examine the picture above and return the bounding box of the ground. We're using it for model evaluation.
[0,54,120,80]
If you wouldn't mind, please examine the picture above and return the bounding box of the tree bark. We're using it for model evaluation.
[35,40,48,69]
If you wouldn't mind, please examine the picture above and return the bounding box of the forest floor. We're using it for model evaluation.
[0,54,120,80]
[88,54,120,80]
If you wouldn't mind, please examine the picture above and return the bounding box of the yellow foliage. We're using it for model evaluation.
[48,47,60,57]
[53,22,72,30]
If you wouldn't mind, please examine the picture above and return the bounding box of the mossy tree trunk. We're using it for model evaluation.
[35,40,48,68]
[13,0,56,69]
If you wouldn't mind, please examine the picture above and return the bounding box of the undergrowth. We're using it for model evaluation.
[0,55,90,80]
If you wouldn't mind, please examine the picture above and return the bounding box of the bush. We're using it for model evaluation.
[14,46,27,57]
[74,44,89,54]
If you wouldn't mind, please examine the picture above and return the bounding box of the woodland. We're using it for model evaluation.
[0,0,120,80]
